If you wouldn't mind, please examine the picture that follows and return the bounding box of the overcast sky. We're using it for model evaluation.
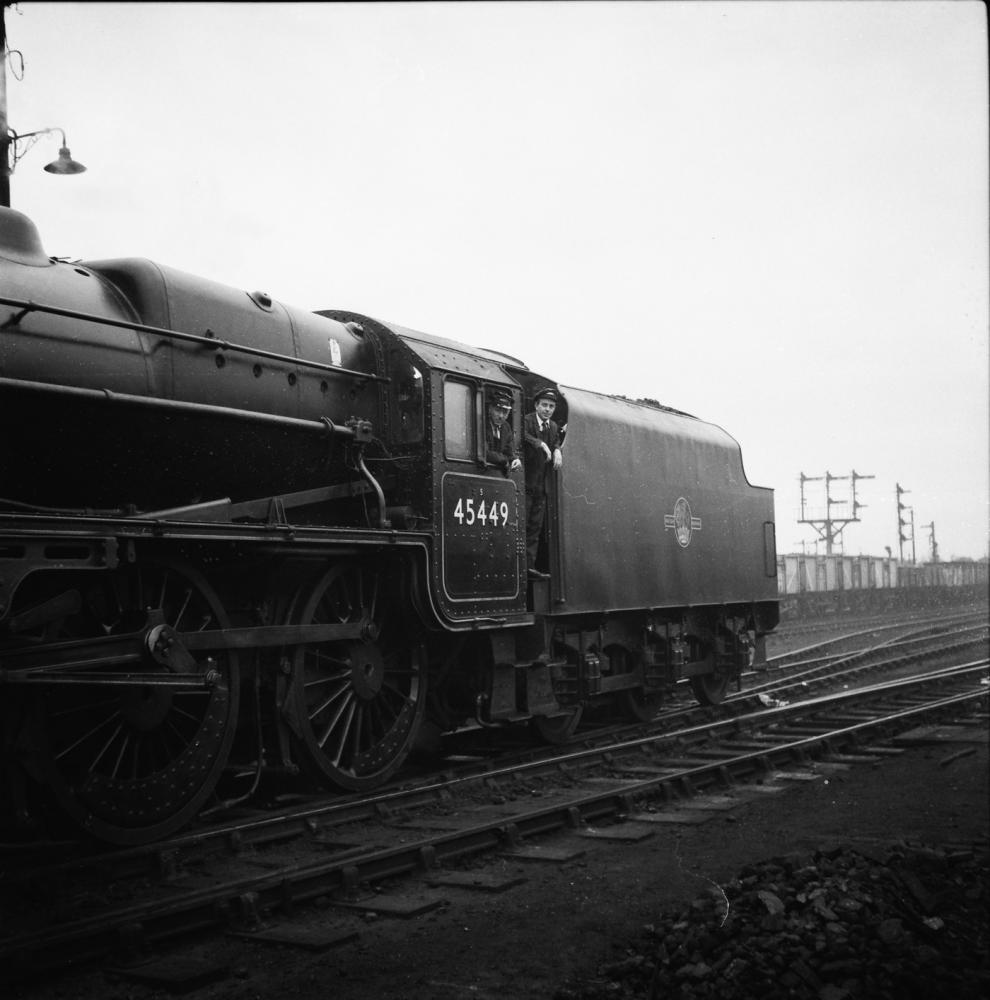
[5,1,987,560]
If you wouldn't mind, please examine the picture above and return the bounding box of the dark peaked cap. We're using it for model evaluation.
[533,387,557,403]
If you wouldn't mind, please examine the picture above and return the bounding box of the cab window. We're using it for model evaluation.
[443,379,473,460]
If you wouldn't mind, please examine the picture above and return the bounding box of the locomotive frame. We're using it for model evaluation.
[0,207,778,844]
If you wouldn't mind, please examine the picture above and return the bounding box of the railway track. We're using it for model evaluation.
[7,614,983,869]
[750,617,987,698]
[1,631,986,985]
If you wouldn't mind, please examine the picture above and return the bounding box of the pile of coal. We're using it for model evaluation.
[556,843,988,1000]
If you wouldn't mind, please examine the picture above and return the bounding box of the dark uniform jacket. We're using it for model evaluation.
[523,412,562,494]
[486,420,516,475]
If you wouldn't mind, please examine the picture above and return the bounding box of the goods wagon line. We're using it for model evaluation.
[776,553,987,619]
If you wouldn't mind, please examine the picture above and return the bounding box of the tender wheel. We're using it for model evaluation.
[36,558,239,845]
[690,673,730,706]
[604,643,664,723]
[283,562,426,791]
[531,707,582,743]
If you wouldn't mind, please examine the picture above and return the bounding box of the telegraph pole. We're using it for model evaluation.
[896,483,915,564]
[799,470,875,555]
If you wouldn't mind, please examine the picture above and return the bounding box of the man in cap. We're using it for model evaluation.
[523,387,563,579]
[486,388,521,476]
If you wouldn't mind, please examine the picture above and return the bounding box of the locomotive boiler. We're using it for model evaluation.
[0,206,778,844]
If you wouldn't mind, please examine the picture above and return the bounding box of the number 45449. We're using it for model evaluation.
[452,497,511,528]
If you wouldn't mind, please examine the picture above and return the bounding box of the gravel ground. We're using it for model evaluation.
[12,705,987,1000]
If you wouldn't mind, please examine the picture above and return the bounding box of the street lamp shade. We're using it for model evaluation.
[43,145,86,175]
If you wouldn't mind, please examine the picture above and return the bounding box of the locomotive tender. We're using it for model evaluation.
[0,207,778,844]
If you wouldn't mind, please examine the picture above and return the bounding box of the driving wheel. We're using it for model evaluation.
[36,557,239,844]
[283,562,426,791]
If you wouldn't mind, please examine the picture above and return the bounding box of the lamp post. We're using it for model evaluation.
[1,2,10,208]
[1,3,86,207]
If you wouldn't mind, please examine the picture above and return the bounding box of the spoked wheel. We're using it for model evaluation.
[605,643,664,723]
[36,558,239,845]
[283,562,426,791]
[531,706,583,743]
[690,672,730,706]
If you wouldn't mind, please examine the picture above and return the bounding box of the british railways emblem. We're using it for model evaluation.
[664,497,702,548]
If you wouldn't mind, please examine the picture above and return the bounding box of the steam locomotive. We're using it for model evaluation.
[0,206,779,844]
